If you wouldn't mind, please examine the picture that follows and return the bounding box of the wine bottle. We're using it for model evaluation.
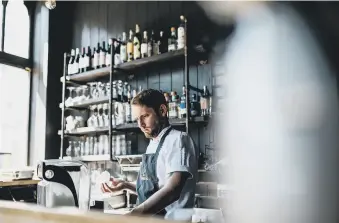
[127,30,134,62]
[92,47,97,70]
[120,32,127,63]
[168,27,177,52]
[94,44,100,70]
[84,46,91,72]
[105,39,112,67]
[125,86,132,123]
[147,31,153,57]
[177,15,185,50]
[151,30,158,55]
[180,85,187,118]
[114,38,122,65]
[74,48,80,74]
[158,31,167,54]
[141,31,148,58]
[133,24,141,60]
[68,49,75,75]
[79,47,85,73]
[100,41,106,68]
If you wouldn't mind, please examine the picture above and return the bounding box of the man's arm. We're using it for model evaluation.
[102,181,137,195]
[123,181,137,194]
[131,171,190,215]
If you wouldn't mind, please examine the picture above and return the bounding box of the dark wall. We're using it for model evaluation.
[69,1,222,153]
[30,1,75,163]
[45,2,75,159]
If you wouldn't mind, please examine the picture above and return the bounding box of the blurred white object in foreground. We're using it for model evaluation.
[201,2,339,223]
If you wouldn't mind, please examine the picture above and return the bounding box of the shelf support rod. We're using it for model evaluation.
[60,52,68,159]
[109,38,115,161]
[184,17,190,135]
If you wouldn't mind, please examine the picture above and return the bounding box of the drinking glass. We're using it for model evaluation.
[66,141,74,157]
[97,104,105,127]
[88,82,98,99]
[65,86,75,106]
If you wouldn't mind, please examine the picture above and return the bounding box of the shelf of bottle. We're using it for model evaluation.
[58,117,208,136]
[59,96,110,109]
[63,154,111,162]
[58,127,110,136]
[60,49,185,83]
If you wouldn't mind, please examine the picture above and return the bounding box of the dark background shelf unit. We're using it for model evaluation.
[42,1,232,160]
[68,1,213,157]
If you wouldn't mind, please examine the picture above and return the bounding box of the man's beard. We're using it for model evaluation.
[143,117,168,139]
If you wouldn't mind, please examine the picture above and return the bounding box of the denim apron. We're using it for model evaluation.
[136,126,172,216]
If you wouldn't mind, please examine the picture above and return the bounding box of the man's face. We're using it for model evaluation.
[132,104,166,138]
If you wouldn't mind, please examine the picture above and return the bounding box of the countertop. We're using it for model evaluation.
[0,179,40,187]
[0,200,172,223]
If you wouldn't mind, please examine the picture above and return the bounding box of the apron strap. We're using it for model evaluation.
[154,126,172,157]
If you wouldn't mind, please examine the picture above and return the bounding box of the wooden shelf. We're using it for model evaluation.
[60,96,109,109]
[60,49,185,83]
[0,179,40,187]
[115,48,184,71]
[60,67,110,83]
[58,127,110,136]
[59,117,208,136]
[63,155,111,162]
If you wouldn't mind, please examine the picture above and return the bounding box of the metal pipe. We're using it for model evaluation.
[184,17,190,135]
[60,52,68,159]
[109,38,115,161]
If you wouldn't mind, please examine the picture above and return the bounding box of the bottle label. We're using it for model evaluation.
[177,27,185,49]
[84,56,90,68]
[168,44,176,52]
[147,43,153,57]
[79,57,83,70]
[200,98,207,110]
[73,62,79,74]
[99,52,106,66]
[169,102,178,118]
[120,45,127,62]
[127,42,133,61]
[105,54,111,66]
[68,64,73,75]
[141,43,148,58]
[93,54,98,68]
[133,38,141,59]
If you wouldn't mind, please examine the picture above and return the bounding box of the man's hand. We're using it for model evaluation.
[101,178,126,193]
[101,178,137,194]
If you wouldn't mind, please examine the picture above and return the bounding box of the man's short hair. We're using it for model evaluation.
[131,89,167,114]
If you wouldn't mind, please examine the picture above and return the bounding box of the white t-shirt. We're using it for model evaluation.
[145,126,198,220]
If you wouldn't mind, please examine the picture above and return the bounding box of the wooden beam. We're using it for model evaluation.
[0,51,31,70]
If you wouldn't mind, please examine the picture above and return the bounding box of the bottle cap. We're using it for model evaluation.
[171,27,176,32]
[180,15,185,20]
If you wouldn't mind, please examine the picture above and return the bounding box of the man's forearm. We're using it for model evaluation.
[132,172,189,215]
[135,184,181,214]
[124,181,137,194]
